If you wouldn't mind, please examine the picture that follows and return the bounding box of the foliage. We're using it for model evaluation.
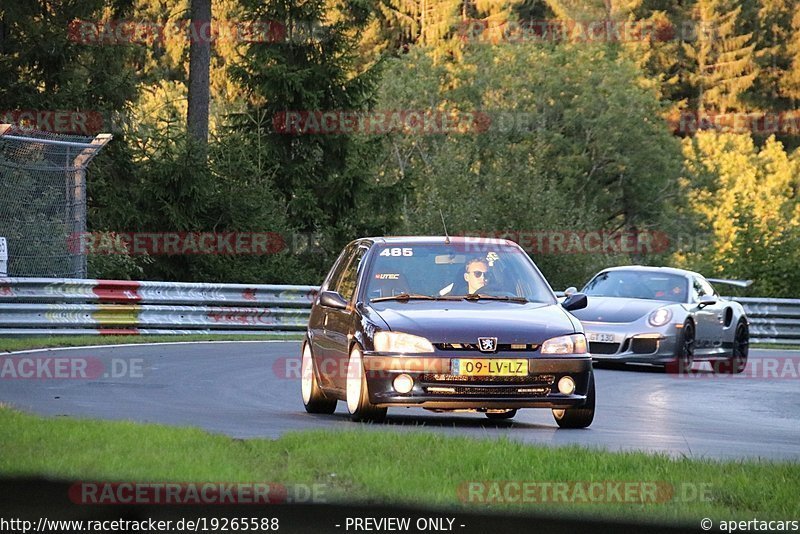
[374,44,684,289]
[677,132,800,296]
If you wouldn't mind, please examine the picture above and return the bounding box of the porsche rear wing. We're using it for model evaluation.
[707,278,753,288]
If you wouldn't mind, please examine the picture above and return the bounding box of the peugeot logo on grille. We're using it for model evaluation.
[478,337,498,353]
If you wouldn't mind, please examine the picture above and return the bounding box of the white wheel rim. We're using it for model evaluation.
[346,348,363,414]
[301,344,313,405]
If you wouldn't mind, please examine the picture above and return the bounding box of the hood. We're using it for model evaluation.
[370,300,576,344]
[570,296,671,323]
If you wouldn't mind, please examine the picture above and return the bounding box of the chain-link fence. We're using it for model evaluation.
[0,124,111,278]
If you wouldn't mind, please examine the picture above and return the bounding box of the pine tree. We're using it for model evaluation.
[682,0,759,113]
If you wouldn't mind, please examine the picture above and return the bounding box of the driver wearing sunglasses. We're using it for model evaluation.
[464,258,490,294]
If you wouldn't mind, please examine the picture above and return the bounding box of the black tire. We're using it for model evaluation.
[300,342,337,414]
[552,373,595,429]
[345,345,387,423]
[666,320,695,374]
[716,320,749,374]
[485,409,517,420]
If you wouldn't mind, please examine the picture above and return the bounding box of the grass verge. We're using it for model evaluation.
[0,334,302,353]
[0,407,797,524]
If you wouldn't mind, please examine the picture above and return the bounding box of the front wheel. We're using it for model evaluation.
[666,320,695,374]
[346,346,387,423]
[552,373,595,429]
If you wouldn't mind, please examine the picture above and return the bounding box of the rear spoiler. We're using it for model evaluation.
[707,278,753,288]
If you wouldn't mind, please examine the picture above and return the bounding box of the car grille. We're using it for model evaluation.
[631,338,658,354]
[435,343,540,352]
[421,373,555,385]
[590,342,620,355]
[424,385,551,396]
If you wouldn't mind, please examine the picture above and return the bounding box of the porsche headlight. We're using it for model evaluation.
[540,334,588,355]
[374,331,434,353]
[648,308,673,327]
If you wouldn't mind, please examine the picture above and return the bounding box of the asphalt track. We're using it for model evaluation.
[1,342,798,461]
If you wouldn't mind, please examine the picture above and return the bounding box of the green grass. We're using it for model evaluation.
[0,334,303,353]
[1,407,797,525]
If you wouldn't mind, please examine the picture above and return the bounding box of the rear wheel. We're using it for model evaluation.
[666,320,695,374]
[552,373,595,428]
[346,346,387,423]
[301,342,337,414]
[716,320,749,374]
[485,409,517,421]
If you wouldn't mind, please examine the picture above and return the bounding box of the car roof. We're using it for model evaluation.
[598,265,701,278]
[360,236,518,246]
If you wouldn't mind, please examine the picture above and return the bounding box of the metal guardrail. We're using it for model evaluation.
[733,297,800,345]
[0,278,798,344]
[0,278,318,336]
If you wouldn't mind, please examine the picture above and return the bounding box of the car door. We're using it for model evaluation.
[311,244,354,389]
[690,276,725,354]
[327,244,370,392]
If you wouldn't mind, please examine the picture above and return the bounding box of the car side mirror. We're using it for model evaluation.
[564,286,577,297]
[319,290,349,310]
[562,292,588,312]
[697,295,717,308]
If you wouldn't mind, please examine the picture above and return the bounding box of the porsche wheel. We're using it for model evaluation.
[716,320,749,374]
[485,409,517,421]
[552,373,595,429]
[301,342,337,414]
[345,345,387,423]
[667,320,695,374]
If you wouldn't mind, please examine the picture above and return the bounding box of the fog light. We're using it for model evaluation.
[558,376,576,395]
[393,374,414,394]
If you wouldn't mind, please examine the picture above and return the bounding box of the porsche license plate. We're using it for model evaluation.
[587,332,616,343]
[451,359,528,376]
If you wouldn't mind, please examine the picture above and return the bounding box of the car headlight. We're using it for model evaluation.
[540,334,588,355]
[373,331,434,353]
[648,308,673,327]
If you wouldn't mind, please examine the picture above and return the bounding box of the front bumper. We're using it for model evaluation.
[582,322,679,364]
[361,351,593,409]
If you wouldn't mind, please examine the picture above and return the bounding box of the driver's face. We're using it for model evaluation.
[464,260,489,293]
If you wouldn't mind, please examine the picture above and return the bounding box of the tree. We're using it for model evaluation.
[677,132,800,296]
[682,0,758,113]
[187,0,212,155]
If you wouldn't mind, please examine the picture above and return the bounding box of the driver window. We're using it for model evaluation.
[335,247,367,302]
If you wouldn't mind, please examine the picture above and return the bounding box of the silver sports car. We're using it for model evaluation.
[568,266,749,373]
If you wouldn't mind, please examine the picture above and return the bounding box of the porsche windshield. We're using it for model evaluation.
[364,243,556,304]
[583,270,689,303]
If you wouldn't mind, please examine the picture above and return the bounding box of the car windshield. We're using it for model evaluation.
[582,270,689,303]
[364,243,556,304]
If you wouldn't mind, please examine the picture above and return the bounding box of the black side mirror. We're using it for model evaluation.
[562,292,588,312]
[319,290,349,310]
[697,295,717,308]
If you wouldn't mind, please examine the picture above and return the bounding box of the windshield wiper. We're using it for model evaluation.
[462,294,529,303]
[371,293,437,302]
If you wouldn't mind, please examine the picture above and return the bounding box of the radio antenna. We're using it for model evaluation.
[439,209,450,244]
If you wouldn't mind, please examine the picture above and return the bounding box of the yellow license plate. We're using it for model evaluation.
[451,359,528,376]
